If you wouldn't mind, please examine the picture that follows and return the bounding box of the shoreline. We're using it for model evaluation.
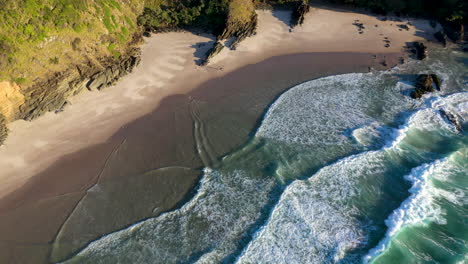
[0,7,438,263]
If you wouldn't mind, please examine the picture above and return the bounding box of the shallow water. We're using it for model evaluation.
[64,46,468,264]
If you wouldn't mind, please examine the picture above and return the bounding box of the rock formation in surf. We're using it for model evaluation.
[411,74,441,99]
[410,42,428,60]
[440,109,463,132]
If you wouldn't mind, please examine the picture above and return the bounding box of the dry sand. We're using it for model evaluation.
[0,6,439,263]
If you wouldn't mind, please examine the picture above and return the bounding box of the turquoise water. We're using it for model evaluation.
[64,47,467,264]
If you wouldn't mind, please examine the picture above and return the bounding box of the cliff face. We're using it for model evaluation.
[0,81,24,122]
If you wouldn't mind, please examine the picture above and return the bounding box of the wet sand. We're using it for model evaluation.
[0,6,438,264]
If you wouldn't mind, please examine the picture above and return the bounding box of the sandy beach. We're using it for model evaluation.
[0,5,438,263]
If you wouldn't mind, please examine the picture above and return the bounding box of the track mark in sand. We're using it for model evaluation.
[189,98,218,168]
[32,140,49,148]
[95,103,124,115]
[152,69,176,80]
[163,63,185,71]
[170,56,188,64]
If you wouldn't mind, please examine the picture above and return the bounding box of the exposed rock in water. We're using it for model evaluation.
[0,114,7,145]
[410,74,441,99]
[291,0,310,27]
[434,31,447,47]
[430,74,442,90]
[440,109,463,132]
[410,42,427,60]
[19,48,141,121]
[201,41,225,66]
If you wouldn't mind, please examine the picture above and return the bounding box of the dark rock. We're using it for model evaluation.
[19,48,141,121]
[397,24,410,31]
[201,41,224,66]
[353,20,365,33]
[434,31,447,47]
[410,42,427,60]
[0,114,7,145]
[430,74,442,90]
[219,12,258,50]
[440,109,463,132]
[291,0,310,27]
[410,74,441,99]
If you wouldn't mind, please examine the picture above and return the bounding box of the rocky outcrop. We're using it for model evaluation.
[440,109,463,132]
[18,49,141,121]
[434,31,447,47]
[219,13,258,50]
[201,41,225,66]
[86,53,141,91]
[410,74,441,99]
[410,42,427,60]
[291,0,310,27]
[0,114,7,144]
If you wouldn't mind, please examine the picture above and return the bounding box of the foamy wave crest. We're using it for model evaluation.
[235,151,385,264]
[362,159,448,263]
[256,72,411,146]
[64,167,277,263]
[363,147,468,263]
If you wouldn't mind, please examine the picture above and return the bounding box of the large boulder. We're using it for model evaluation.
[410,74,442,99]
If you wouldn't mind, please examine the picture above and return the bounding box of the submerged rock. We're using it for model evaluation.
[291,0,310,27]
[440,109,463,132]
[410,74,442,99]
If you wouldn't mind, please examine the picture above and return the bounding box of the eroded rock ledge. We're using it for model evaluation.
[0,44,141,145]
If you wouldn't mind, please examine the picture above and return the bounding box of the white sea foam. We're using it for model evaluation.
[235,150,386,264]
[256,72,409,147]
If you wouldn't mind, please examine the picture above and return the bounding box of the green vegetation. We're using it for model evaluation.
[0,0,143,85]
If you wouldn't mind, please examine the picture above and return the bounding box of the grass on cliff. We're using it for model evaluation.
[0,0,143,86]
[227,0,256,24]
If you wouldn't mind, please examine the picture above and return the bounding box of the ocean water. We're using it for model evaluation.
[64,47,468,264]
